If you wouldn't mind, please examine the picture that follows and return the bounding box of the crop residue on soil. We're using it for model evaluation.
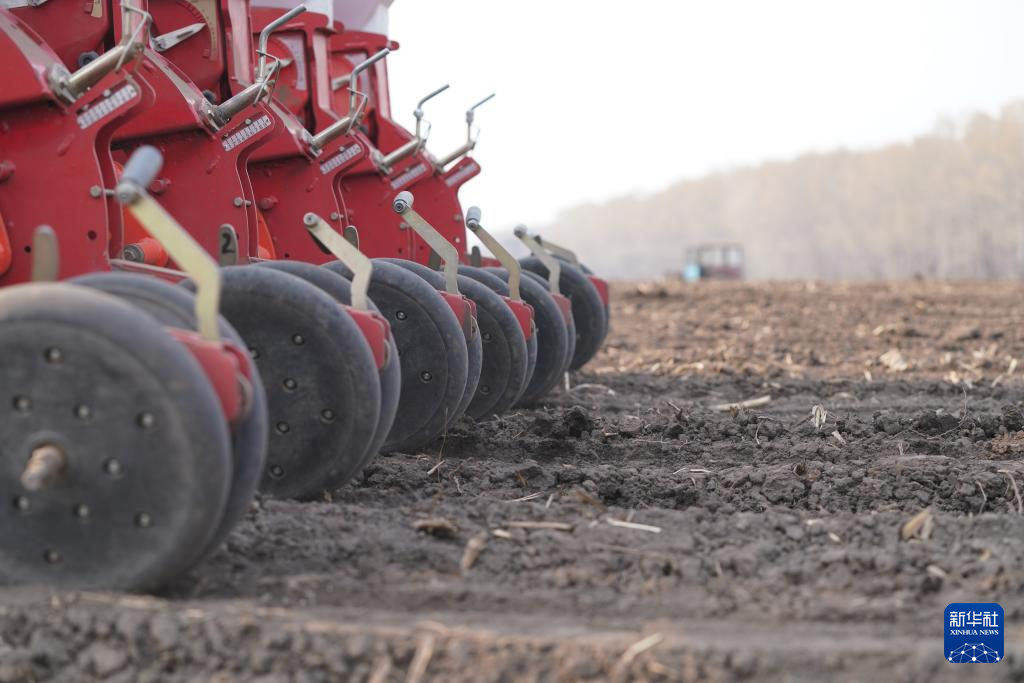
[1,280,1023,682]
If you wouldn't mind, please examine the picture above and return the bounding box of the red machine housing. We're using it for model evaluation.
[0,9,144,286]
[325,25,608,308]
[246,8,479,334]
[318,23,607,318]
[0,7,253,421]
[245,11,537,339]
[246,16,474,265]
[134,0,392,366]
[317,28,480,266]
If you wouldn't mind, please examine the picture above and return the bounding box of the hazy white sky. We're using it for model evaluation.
[384,0,1024,231]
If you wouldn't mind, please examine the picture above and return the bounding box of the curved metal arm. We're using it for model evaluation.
[348,48,389,117]
[436,93,495,169]
[51,0,151,103]
[379,84,448,171]
[412,83,449,139]
[207,57,280,127]
[257,5,305,81]
[465,206,521,301]
[115,146,223,343]
[392,191,460,295]
[515,226,560,295]
[536,235,580,267]
[466,93,495,125]
[310,48,388,150]
[303,213,373,311]
[310,94,366,150]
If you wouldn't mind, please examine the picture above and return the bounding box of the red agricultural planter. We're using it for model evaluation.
[16,0,489,461]
[0,5,268,591]
[249,6,563,413]
[253,6,609,381]
[311,17,610,372]
[305,14,604,393]
[5,0,608,508]
[131,1,535,429]
[134,0,478,452]
[10,0,416,497]
[0,0,613,595]
[228,9,490,426]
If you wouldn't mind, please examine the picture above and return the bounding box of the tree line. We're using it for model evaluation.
[545,102,1024,281]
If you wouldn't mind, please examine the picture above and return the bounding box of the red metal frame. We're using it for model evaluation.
[0,8,141,286]
[314,25,544,339]
[0,6,254,420]
[321,25,609,309]
[135,1,393,366]
[245,14,536,341]
[111,0,280,264]
[8,0,110,71]
[242,10,481,337]
[242,9,368,262]
[317,28,481,265]
[104,0,394,364]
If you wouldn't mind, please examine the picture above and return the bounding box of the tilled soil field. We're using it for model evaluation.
[3,280,1024,682]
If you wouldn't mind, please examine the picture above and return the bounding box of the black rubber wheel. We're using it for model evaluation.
[303,264,399,471]
[520,329,539,405]
[485,267,569,405]
[521,269,577,377]
[561,259,606,350]
[71,272,267,555]
[0,283,231,591]
[457,265,538,404]
[380,260,482,422]
[186,266,381,500]
[257,260,398,481]
[448,266,531,418]
[459,315,483,418]
[520,257,604,370]
[324,260,467,452]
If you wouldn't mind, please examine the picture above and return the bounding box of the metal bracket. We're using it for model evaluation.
[48,0,150,103]
[392,191,460,295]
[310,48,387,151]
[412,83,449,139]
[346,48,389,117]
[379,84,448,172]
[465,207,521,301]
[256,5,305,82]
[115,146,222,343]
[152,21,204,52]
[303,213,372,312]
[536,235,580,268]
[436,93,495,169]
[30,225,59,282]
[515,225,559,295]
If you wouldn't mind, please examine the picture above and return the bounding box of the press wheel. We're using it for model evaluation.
[520,257,603,370]
[189,266,380,499]
[324,260,468,452]
[71,271,268,553]
[258,260,398,481]
[0,283,231,591]
[485,268,570,405]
